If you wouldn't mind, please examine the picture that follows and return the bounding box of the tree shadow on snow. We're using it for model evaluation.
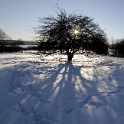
[21,62,123,124]
[1,62,124,124]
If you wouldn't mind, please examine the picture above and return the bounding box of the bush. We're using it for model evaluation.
[0,45,22,52]
[111,39,124,57]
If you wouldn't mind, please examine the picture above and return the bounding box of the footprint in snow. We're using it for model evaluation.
[40,98,51,103]
[65,106,74,114]
[16,103,28,115]
[78,93,94,109]
[31,108,60,124]
[98,86,124,98]
[88,101,104,108]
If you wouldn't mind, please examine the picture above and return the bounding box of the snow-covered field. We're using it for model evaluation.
[0,52,124,124]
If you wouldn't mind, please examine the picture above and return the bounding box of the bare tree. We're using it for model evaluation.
[35,8,108,61]
[0,29,11,41]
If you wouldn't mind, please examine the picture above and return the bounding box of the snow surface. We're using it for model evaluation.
[0,52,124,124]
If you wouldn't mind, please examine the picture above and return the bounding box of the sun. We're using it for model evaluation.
[70,26,80,37]
[74,30,79,35]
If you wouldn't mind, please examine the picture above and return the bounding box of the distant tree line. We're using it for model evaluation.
[0,40,38,52]
[0,29,38,52]
[0,39,24,52]
[110,39,124,57]
[0,29,20,52]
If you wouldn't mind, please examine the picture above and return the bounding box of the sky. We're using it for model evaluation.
[0,0,124,41]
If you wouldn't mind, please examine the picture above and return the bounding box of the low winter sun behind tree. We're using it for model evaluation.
[35,8,108,61]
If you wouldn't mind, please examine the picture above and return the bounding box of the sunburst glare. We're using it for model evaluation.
[74,30,79,35]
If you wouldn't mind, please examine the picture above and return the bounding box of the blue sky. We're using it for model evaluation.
[0,0,124,41]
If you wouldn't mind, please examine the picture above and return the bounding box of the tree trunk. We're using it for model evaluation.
[67,52,74,61]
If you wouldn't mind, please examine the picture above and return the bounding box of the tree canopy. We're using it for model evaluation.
[35,8,108,61]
